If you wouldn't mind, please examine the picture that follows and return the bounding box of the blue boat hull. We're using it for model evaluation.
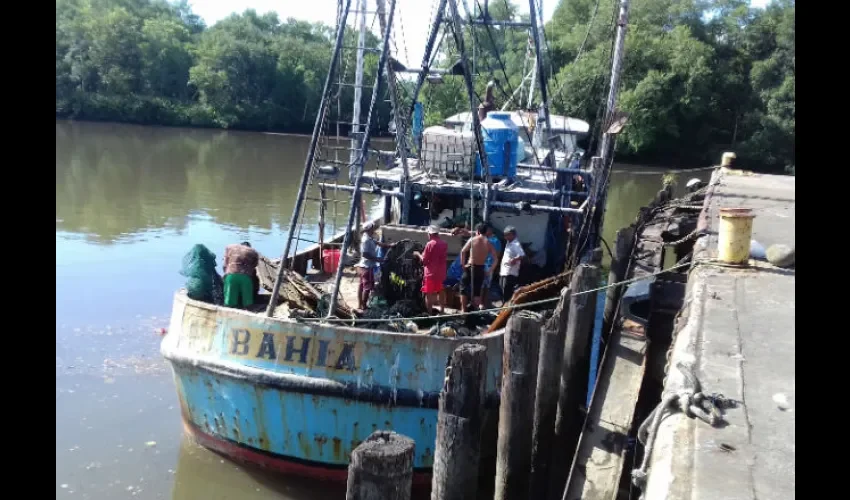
[162,293,504,482]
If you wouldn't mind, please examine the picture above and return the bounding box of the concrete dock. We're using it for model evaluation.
[643,168,795,499]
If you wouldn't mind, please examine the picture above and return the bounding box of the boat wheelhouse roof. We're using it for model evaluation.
[443,111,590,136]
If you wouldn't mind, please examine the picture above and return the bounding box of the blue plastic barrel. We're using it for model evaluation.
[476,112,520,178]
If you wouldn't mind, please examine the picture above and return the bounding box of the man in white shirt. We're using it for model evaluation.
[499,226,525,302]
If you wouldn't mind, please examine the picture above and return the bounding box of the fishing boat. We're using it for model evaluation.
[162,0,628,485]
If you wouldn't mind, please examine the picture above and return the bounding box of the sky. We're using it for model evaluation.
[186,0,773,67]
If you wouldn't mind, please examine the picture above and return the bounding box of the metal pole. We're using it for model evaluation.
[447,0,491,215]
[598,0,630,163]
[375,0,411,225]
[326,0,398,319]
[592,0,630,247]
[350,0,367,169]
[406,0,448,120]
[266,0,353,317]
[527,0,554,166]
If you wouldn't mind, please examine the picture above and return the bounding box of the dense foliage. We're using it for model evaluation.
[56,0,794,173]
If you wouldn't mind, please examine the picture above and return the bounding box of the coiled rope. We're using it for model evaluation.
[630,362,738,496]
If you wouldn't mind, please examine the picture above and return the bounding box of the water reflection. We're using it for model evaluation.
[56,121,379,244]
[172,437,345,500]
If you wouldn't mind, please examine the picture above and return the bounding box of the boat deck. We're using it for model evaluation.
[302,266,486,318]
[353,162,588,203]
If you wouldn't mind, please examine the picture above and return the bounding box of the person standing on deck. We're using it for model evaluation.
[355,222,394,314]
[477,80,497,123]
[499,226,525,302]
[414,225,448,315]
[460,223,499,312]
[223,242,259,309]
[480,225,502,308]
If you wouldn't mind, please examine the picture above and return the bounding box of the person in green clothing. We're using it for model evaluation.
[223,241,260,309]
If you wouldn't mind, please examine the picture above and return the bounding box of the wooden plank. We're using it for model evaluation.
[487,271,571,333]
[562,328,647,500]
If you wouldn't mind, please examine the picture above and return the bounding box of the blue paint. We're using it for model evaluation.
[175,364,441,467]
[587,282,607,406]
[163,295,506,471]
[475,112,520,178]
[412,102,424,154]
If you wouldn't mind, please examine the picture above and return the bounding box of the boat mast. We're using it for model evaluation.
[349,0,368,171]
[527,0,545,110]
[598,0,630,165]
[588,0,630,252]
[375,0,412,224]
[265,0,353,317]
[527,0,554,165]
[448,0,492,219]
[325,0,398,319]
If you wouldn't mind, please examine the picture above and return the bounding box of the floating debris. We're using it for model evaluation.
[145,441,157,447]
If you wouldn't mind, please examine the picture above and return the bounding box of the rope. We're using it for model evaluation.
[620,165,716,176]
[630,362,736,496]
[663,229,701,247]
[298,260,693,324]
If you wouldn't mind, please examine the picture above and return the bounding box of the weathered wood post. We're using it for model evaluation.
[346,430,415,500]
[494,310,542,500]
[529,287,572,500]
[547,263,601,500]
[602,226,635,346]
[432,343,488,500]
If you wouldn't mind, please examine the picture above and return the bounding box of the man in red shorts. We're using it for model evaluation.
[414,225,448,315]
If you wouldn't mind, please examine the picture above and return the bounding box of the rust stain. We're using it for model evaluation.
[332,437,343,460]
[254,388,271,451]
[232,409,243,441]
[314,434,328,457]
[284,430,292,451]
[297,432,311,460]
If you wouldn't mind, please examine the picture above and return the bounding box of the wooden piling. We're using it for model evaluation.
[547,263,601,500]
[432,343,488,500]
[529,287,572,500]
[494,311,542,500]
[602,226,635,345]
[346,430,415,500]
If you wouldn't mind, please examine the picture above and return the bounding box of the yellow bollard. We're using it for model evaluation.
[718,207,755,264]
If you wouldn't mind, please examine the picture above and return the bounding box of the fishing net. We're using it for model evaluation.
[180,244,223,304]
[379,240,426,308]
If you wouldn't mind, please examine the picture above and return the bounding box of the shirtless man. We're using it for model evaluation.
[460,223,499,312]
